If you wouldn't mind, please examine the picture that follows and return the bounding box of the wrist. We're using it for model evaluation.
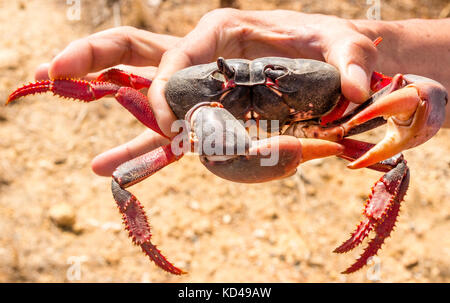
[350,19,397,41]
[350,19,404,73]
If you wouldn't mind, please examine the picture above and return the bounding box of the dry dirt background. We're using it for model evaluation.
[0,0,449,283]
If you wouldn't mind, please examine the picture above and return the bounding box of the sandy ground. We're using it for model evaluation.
[0,0,449,283]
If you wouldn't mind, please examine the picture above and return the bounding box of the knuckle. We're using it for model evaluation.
[115,25,138,35]
[330,34,378,67]
[88,26,138,41]
[200,8,239,26]
[348,35,378,59]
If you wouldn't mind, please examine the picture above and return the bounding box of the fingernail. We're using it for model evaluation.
[35,63,51,80]
[49,52,68,79]
[346,64,370,101]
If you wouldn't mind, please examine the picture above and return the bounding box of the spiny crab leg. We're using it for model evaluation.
[285,73,446,274]
[7,69,188,275]
[6,70,167,139]
[112,144,185,275]
[334,73,446,272]
[334,138,410,274]
[95,68,152,90]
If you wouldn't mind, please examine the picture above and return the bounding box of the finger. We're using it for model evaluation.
[35,63,51,80]
[148,48,194,137]
[147,16,228,137]
[323,33,378,103]
[36,62,104,81]
[47,26,180,79]
[91,130,170,176]
[36,62,157,86]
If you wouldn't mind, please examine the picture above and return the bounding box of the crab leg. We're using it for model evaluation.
[6,70,167,138]
[95,68,152,90]
[112,144,185,275]
[333,138,410,274]
[284,74,444,274]
[7,71,186,274]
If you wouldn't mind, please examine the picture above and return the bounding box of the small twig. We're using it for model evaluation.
[439,3,450,18]
[220,0,239,9]
[112,1,122,27]
[73,106,88,131]
[295,167,307,206]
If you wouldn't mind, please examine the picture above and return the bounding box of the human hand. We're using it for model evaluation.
[37,10,382,176]
[35,26,180,175]
[149,9,380,134]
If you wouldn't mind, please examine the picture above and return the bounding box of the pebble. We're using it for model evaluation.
[222,214,232,224]
[192,218,212,235]
[307,158,325,167]
[188,200,200,211]
[262,207,279,220]
[146,0,162,7]
[282,179,297,189]
[404,258,419,270]
[253,229,267,239]
[104,253,121,266]
[49,203,76,230]
[306,254,324,267]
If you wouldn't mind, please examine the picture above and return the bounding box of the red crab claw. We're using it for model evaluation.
[200,136,345,183]
[185,102,344,183]
[6,70,167,139]
[334,139,410,274]
[343,74,448,169]
[285,71,447,273]
[329,72,447,273]
[332,74,447,272]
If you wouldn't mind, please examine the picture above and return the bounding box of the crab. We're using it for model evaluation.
[7,51,447,275]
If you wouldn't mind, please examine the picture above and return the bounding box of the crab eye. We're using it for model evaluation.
[264,65,287,80]
[216,57,235,80]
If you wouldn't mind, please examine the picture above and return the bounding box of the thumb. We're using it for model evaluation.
[148,48,193,137]
[325,35,378,103]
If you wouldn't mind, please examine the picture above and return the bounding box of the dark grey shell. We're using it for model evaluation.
[165,57,341,125]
